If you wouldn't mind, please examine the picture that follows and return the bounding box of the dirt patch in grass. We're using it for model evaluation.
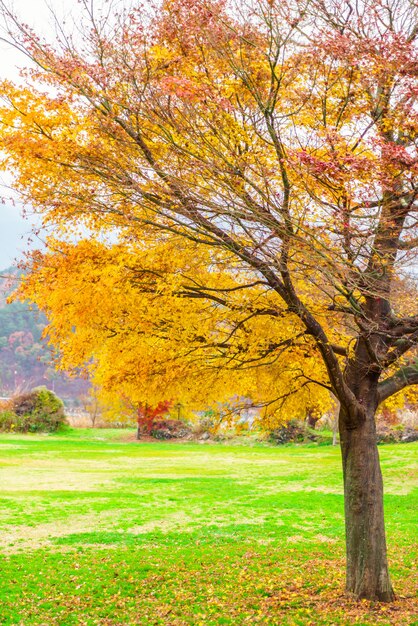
[0,511,119,552]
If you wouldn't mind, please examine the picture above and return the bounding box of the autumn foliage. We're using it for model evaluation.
[0,0,417,602]
[136,400,173,436]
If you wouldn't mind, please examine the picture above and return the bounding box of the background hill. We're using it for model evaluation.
[0,267,88,403]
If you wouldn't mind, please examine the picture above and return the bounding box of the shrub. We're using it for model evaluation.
[401,429,418,443]
[268,420,317,445]
[0,387,67,433]
[376,424,418,444]
[149,418,191,439]
[0,410,19,431]
[192,412,216,437]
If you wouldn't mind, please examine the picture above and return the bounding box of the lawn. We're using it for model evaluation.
[0,429,416,625]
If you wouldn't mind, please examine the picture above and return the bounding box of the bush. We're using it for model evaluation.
[149,418,191,439]
[268,420,317,445]
[191,412,216,437]
[401,429,418,443]
[0,387,67,433]
[0,410,19,431]
[376,424,418,444]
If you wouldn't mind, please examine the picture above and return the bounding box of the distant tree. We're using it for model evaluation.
[81,386,103,428]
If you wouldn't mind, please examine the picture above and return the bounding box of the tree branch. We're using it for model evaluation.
[377,363,418,404]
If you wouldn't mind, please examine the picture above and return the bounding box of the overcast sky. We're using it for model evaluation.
[0,203,37,268]
[0,0,86,268]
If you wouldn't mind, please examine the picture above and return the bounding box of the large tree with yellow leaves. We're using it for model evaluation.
[1,0,417,601]
[17,237,334,424]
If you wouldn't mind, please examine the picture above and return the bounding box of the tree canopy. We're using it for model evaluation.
[17,237,335,424]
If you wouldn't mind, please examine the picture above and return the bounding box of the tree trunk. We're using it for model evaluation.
[332,401,340,446]
[339,407,395,601]
[306,413,319,429]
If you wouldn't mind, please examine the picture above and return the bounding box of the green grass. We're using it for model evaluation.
[0,429,416,625]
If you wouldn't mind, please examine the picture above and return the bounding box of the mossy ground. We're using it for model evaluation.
[0,429,416,624]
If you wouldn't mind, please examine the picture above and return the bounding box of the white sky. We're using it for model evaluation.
[0,0,93,268]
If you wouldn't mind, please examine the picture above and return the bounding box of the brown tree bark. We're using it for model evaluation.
[306,413,319,429]
[339,401,395,601]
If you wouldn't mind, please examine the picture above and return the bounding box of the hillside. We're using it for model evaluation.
[0,267,88,403]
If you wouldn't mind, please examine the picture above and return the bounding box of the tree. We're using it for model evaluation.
[81,385,105,428]
[13,238,334,426]
[1,0,417,601]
